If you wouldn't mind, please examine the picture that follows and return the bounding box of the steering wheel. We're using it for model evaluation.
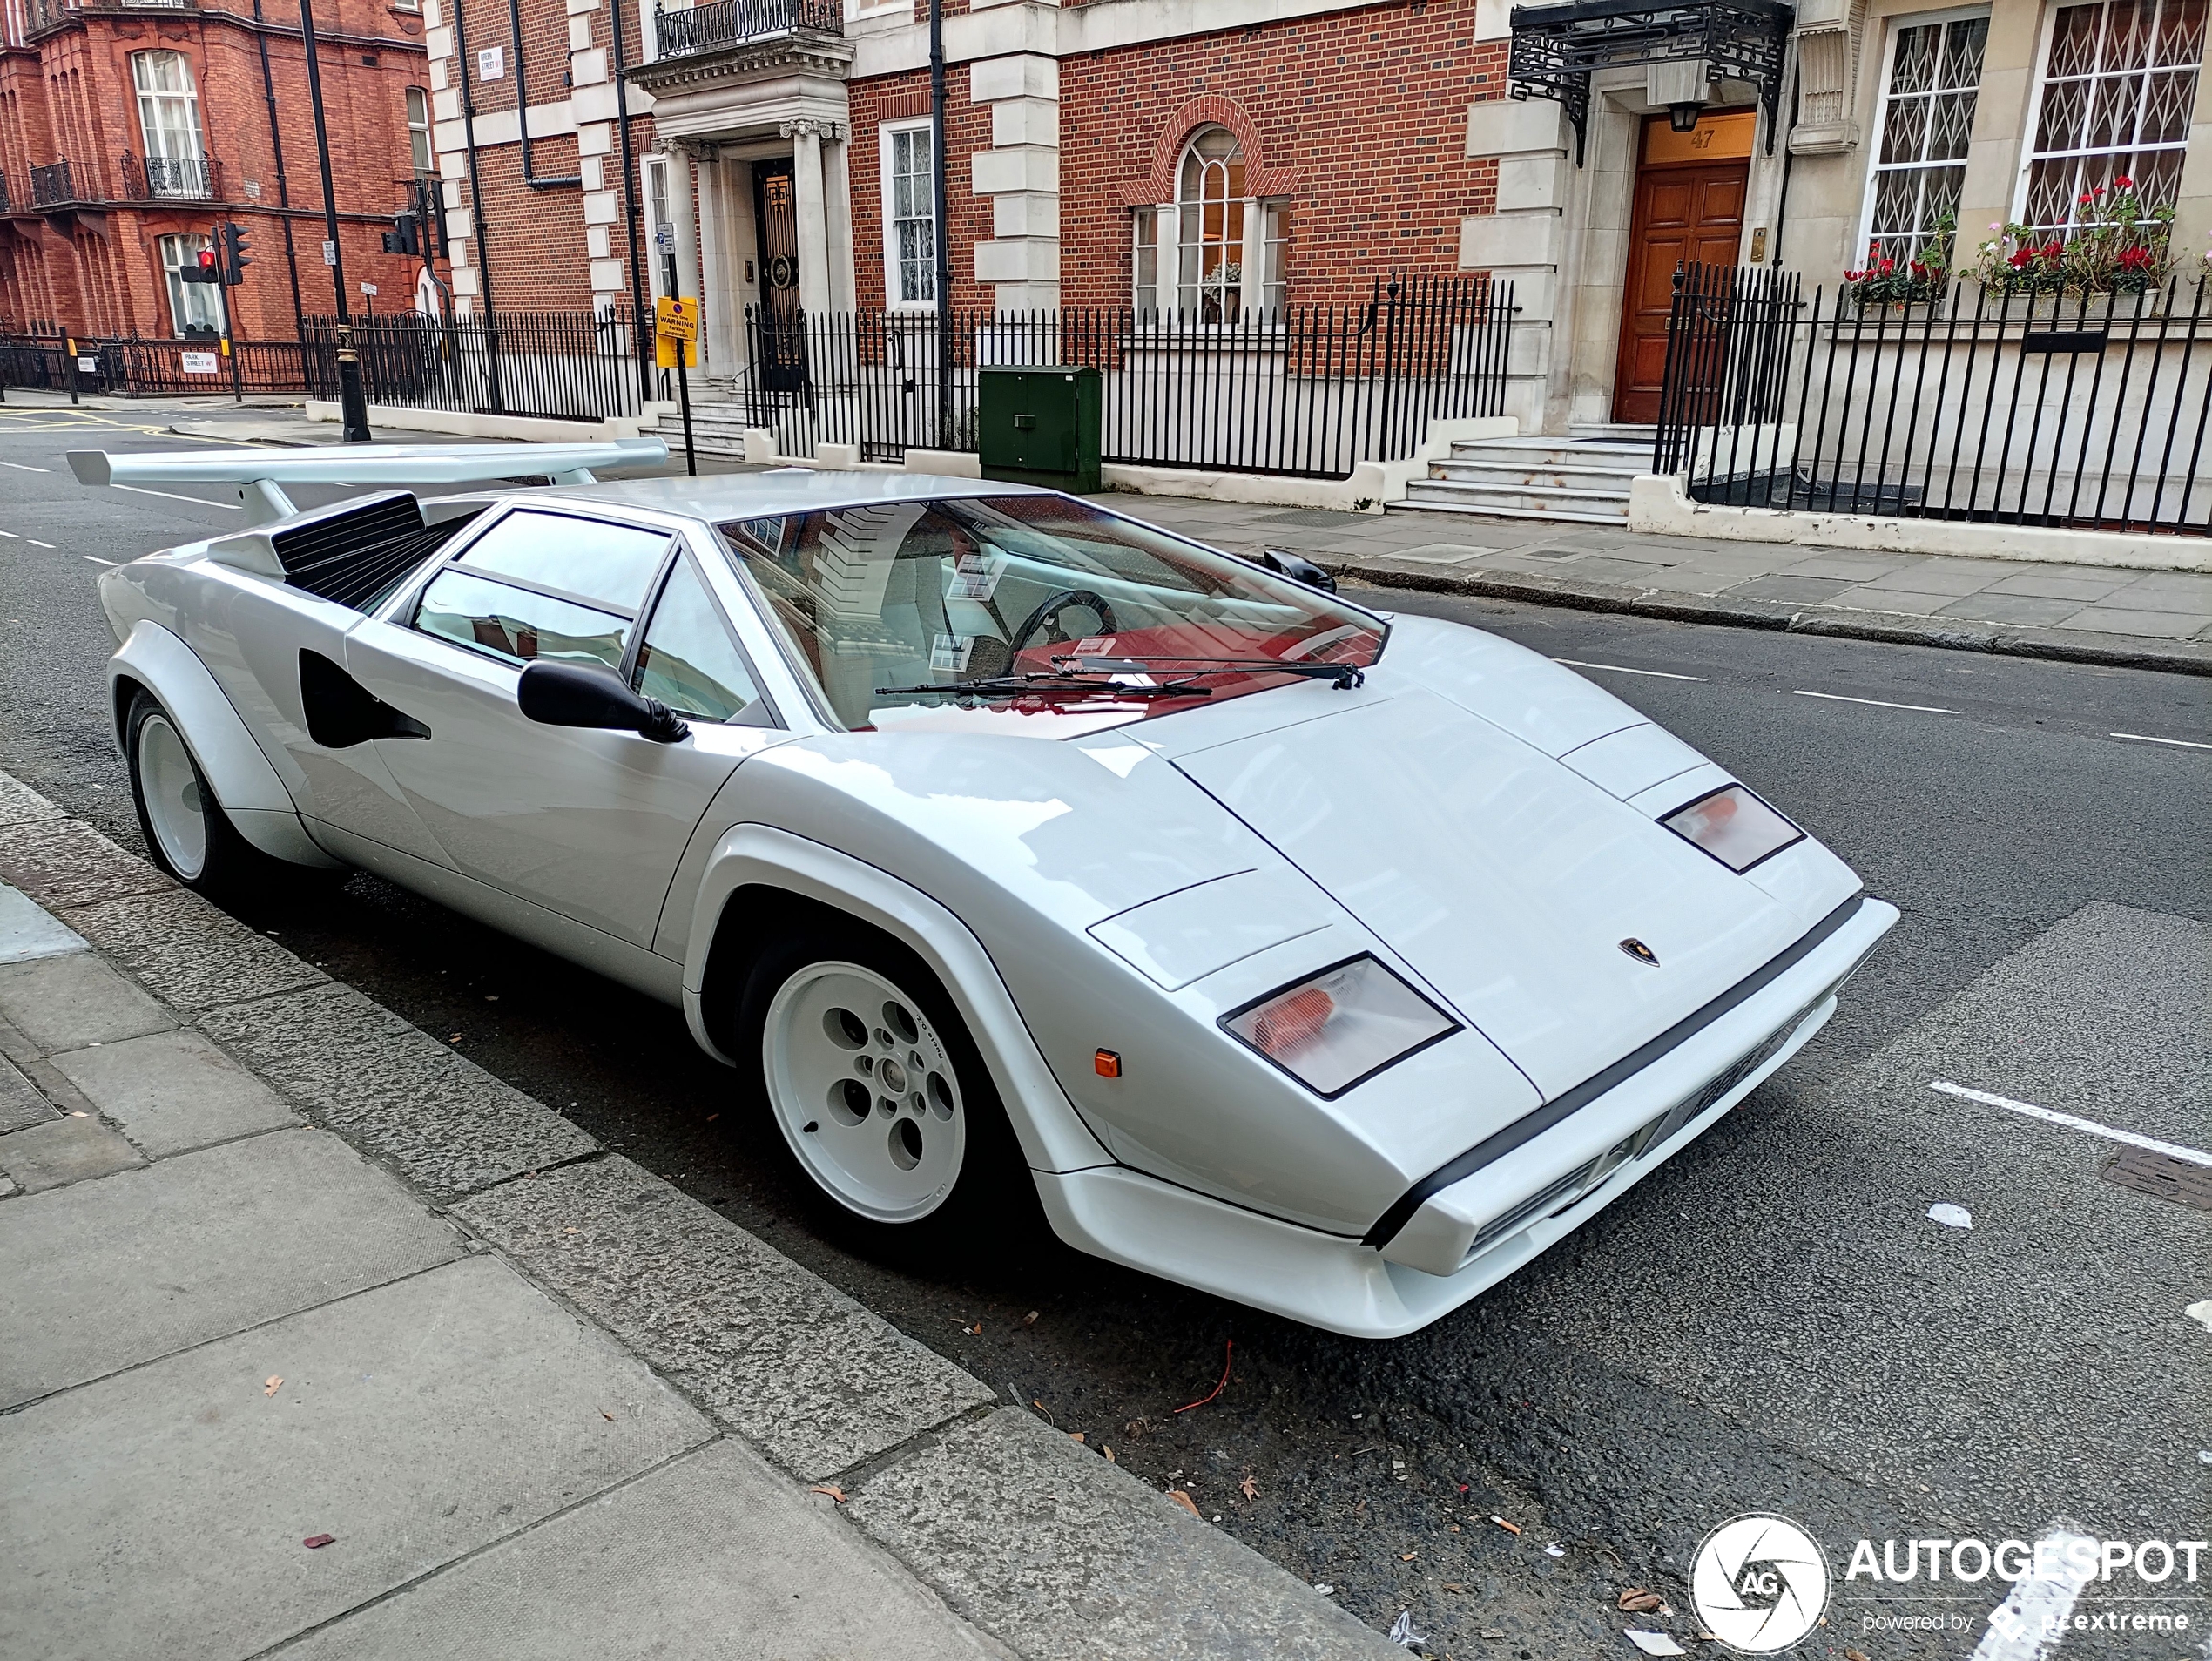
[1008,589,1119,658]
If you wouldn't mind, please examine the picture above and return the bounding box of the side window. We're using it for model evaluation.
[415,569,628,671]
[633,556,761,721]
[456,510,671,614]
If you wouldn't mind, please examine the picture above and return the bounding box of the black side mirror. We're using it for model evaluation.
[516,660,690,743]
[1258,546,1338,593]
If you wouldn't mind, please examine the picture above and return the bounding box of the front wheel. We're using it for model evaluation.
[738,926,1028,1246]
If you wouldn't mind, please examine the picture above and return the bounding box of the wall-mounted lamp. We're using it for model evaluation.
[1649,57,1711,133]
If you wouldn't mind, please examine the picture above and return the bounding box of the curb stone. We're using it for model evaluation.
[1322,555,2212,677]
[0,766,1402,1661]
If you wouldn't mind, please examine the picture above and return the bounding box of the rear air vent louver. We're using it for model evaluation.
[267,492,482,612]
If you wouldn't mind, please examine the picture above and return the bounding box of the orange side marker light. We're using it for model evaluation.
[1094,1049,1122,1078]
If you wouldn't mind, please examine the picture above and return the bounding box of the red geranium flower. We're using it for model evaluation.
[2114,174,2134,189]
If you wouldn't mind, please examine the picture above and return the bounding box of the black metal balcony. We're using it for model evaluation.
[0,174,11,214]
[120,152,222,202]
[28,160,100,209]
[654,0,840,60]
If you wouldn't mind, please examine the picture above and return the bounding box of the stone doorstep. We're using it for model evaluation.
[0,777,1402,1661]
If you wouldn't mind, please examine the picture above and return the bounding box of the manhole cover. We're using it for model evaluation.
[2099,1146,2212,1212]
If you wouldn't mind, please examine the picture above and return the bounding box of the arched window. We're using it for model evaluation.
[132,52,209,199]
[1133,127,1289,321]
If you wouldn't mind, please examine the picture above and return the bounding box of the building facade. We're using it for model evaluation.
[0,0,433,342]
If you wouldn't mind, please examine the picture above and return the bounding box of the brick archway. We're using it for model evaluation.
[1123,95,1301,206]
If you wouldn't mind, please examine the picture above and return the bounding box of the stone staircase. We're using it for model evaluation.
[1394,422,1656,524]
[654,391,756,460]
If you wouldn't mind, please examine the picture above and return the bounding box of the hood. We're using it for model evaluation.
[1170,683,1810,1098]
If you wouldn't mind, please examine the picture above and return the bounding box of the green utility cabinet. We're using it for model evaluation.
[978,365,1102,494]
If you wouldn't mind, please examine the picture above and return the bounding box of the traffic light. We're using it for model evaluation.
[381,209,420,256]
[219,221,251,286]
[182,243,219,285]
[417,179,449,261]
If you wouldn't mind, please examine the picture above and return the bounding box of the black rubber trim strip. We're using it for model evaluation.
[1361,893,1870,1249]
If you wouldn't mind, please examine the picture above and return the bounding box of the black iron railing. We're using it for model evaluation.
[0,332,311,396]
[1655,262,2212,534]
[120,152,222,202]
[24,0,192,28]
[29,160,91,208]
[302,310,641,422]
[655,0,840,57]
[0,175,11,214]
[744,278,1518,479]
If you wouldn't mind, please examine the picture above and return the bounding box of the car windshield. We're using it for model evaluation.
[715,495,1386,732]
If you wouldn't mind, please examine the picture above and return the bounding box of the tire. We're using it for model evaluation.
[124,689,286,895]
[737,921,1034,1251]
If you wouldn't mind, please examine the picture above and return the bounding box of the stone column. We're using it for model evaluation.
[1461,98,1572,433]
[659,139,698,304]
[783,118,833,317]
[693,146,739,376]
[824,125,856,315]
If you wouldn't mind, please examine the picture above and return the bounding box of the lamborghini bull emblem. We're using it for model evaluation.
[1619,938,1660,967]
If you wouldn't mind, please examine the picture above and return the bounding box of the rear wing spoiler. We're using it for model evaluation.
[66,438,668,526]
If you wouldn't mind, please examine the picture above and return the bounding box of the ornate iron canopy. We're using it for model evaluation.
[1507,0,1792,165]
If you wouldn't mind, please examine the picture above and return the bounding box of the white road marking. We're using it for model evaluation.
[0,529,16,537]
[1554,658,1708,682]
[80,555,117,566]
[1792,689,1958,713]
[1931,1081,2212,1167]
[0,461,49,471]
[2109,731,2212,752]
[1968,1528,2097,1661]
[110,483,241,510]
[27,539,53,549]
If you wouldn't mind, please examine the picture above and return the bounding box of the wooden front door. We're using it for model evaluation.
[1613,111,1754,423]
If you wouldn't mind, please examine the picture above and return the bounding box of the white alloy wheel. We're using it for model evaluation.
[137,712,210,881]
[762,960,968,1224]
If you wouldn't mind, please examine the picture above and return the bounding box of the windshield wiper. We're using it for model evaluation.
[1055,654,1366,690]
[873,670,1212,702]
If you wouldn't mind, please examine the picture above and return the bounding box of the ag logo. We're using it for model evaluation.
[1689,1514,1830,1652]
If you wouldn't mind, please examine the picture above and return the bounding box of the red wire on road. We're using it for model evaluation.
[1173,1340,1233,1414]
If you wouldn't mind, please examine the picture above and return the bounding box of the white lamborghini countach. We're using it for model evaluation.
[76,440,1894,1338]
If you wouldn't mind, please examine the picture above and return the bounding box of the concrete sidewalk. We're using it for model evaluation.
[1107,496,2212,677]
[0,770,1398,1661]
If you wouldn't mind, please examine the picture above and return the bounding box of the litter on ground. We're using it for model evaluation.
[1624,1631,1686,1657]
[1927,1203,1973,1229]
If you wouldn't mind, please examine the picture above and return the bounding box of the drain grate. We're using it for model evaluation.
[2098,1146,2212,1212]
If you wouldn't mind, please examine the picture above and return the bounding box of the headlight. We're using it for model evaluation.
[1223,955,1459,1097]
[1661,783,1804,872]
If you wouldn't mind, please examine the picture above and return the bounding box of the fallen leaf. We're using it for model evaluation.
[264,1376,282,1396]
[1492,1515,1523,1535]
[1619,1590,1665,1613]
[705,1113,719,1124]
[1102,1446,1116,1462]
[969,1323,983,1335]
[1069,1431,1086,1443]
[301,1534,335,1550]
[1239,1475,1260,1502]
[808,1484,846,1503]
[1450,1524,1461,1533]
[1846,1650,1871,1661]
[1400,1551,1418,1562]
[1442,1582,1464,1592]
[600,1410,615,1421]
[1166,1489,1201,1517]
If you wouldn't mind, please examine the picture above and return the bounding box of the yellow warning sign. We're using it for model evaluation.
[655,295,698,372]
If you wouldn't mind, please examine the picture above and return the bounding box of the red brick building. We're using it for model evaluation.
[0,0,435,342]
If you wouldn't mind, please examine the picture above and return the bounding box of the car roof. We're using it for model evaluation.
[529,469,1056,523]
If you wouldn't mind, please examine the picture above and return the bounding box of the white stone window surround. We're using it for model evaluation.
[1854,3,1992,269]
[2012,0,2207,235]
[158,232,226,335]
[879,116,938,309]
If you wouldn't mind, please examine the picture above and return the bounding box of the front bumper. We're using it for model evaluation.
[1033,895,1898,1339]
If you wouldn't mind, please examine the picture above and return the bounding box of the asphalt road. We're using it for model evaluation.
[3,400,2208,1659]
